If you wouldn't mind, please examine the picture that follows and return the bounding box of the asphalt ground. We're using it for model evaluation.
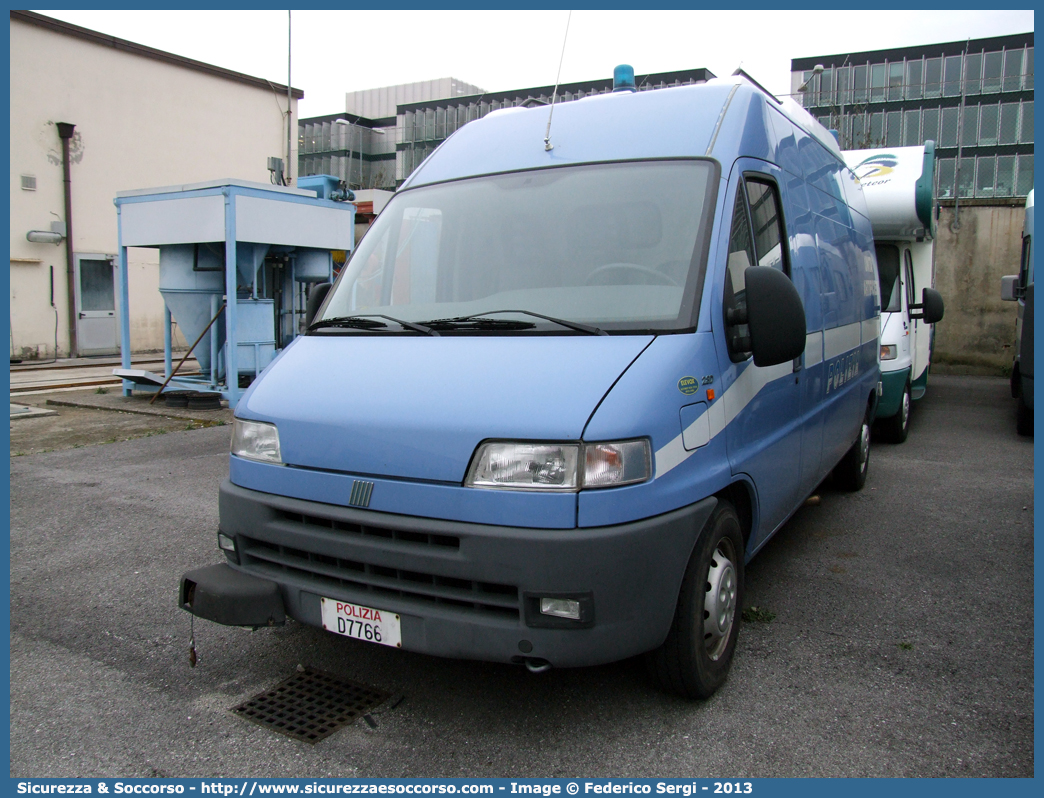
[8,375,1033,778]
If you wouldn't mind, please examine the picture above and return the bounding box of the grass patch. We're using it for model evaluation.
[898,641,914,650]
[741,606,776,623]
[95,387,108,394]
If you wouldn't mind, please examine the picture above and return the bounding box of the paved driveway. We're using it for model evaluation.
[9,375,1033,778]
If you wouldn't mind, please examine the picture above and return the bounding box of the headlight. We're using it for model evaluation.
[231,418,282,464]
[465,439,651,491]
[881,344,897,360]
[466,442,580,490]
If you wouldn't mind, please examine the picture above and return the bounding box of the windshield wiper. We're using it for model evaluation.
[422,317,537,332]
[308,314,439,336]
[422,310,607,336]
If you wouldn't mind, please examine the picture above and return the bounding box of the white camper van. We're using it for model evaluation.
[843,144,944,442]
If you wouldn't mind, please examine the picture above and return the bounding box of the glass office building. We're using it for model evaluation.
[793,32,1033,199]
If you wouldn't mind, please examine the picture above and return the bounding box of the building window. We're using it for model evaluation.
[904,109,922,146]
[853,64,868,103]
[996,155,1017,197]
[20,174,36,191]
[937,158,956,198]
[1020,100,1034,143]
[982,51,1003,93]
[1025,47,1034,90]
[944,54,964,96]
[1000,102,1020,144]
[922,107,940,143]
[870,63,886,101]
[836,65,851,105]
[978,103,999,145]
[906,58,923,100]
[964,51,982,95]
[886,111,902,146]
[888,61,904,100]
[870,111,885,145]
[820,67,834,105]
[924,57,943,98]
[940,107,960,147]
[976,156,996,198]
[961,105,978,146]
[957,158,976,198]
[1016,154,1034,196]
[851,112,866,148]
[1003,48,1024,91]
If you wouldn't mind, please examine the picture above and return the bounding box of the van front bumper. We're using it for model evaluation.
[214,479,716,667]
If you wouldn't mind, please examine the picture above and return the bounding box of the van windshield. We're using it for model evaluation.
[317,160,716,333]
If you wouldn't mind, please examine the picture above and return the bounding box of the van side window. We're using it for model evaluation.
[904,248,916,310]
[723,177,789,363]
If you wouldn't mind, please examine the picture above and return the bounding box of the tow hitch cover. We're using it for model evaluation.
[180,563,285,627]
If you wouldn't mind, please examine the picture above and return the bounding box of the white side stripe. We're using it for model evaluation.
[654,318,875,480]
[654,360,791,478]
[805,331,823,367]
[861,316,881,344]
[824,321,862,360]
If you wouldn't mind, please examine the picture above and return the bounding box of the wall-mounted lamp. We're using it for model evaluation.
[798,64,825,93]
[26,221,67,245]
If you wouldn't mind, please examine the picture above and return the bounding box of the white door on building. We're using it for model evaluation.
[75,253,119,356]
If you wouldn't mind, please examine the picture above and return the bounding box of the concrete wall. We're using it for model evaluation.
[9,16,298,359]
[932,201,1025,374]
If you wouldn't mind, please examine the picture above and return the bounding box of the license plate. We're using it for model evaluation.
[320,598,401,648]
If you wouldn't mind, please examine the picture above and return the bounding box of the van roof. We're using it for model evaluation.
[402,75,845,190]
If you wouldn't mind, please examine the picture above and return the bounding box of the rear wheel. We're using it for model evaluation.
[881,382,911,443]
[835,405,871,491]
[1016,395,1033,436]
[646,501,744,699]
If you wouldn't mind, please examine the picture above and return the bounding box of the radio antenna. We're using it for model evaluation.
[543,10,572,152]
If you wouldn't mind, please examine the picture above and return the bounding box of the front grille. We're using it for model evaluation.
[280,510,460,549]
[240,535,519,620]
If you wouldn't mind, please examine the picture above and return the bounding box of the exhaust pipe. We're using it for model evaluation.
[523,658,552,674]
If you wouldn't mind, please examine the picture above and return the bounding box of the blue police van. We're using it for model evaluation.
[181,69,881,698]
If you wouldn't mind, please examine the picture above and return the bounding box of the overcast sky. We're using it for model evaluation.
[38,9,1034,119]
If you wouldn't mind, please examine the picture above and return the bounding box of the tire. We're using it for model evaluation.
[835,405,871,491]
[646,501,744,699]
[1016,395,1033,436]
[880,382,911,443]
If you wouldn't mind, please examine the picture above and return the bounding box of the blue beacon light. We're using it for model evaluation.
[613,64,637,93]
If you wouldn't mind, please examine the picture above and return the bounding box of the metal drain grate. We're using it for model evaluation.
[231,667,391,744]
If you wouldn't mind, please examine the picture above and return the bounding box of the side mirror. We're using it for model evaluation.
[745,266,806,367]
[1001,275,1020,302]
[305,282,332,327]
[910,287,944,324]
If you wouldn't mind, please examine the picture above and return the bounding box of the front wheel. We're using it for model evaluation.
[646,501,744,699]
[880,382,911,443]
[835,406,871,491]
[1016,395,1033,436]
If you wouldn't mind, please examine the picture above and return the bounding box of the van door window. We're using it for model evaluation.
[875,244,902,313]
[745,179,787,273]
[723,176,789,362]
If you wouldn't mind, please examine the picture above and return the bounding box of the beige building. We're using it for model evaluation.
[9,11,301,359]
